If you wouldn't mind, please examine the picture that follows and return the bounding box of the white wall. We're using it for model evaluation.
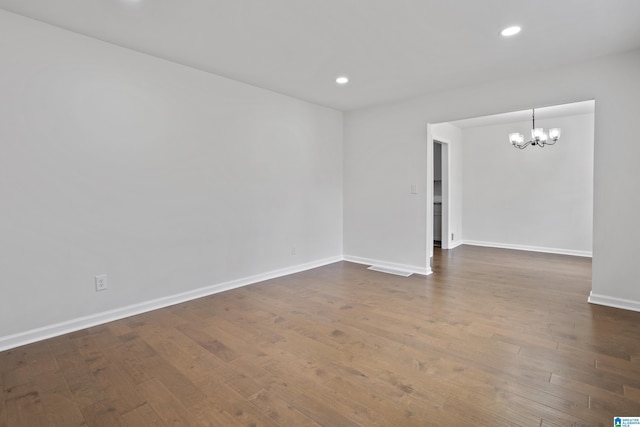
[0,11,343,344]
[344,48,640,309]
[343,105,427,272]
[461,113,594,255]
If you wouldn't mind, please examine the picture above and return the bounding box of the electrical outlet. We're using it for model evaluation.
[410,184,417,194]
[95,275,108,292]
[451,233,455,241]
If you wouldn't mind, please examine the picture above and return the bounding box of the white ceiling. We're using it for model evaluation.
[1,1,639,111]
[449,100,595,129]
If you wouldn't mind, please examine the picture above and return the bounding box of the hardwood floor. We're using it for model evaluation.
[2,245,640,426]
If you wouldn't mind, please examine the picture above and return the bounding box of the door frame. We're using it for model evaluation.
[426,124,452,264]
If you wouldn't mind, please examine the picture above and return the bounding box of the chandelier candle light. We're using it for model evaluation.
[509,108,561,149]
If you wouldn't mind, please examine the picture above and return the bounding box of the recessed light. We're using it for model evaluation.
[501,26,521,37]
[336,76,349,85]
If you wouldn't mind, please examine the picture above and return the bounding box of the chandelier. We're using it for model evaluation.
[509,108,561,149]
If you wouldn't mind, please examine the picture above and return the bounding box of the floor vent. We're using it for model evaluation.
[367,265,413,277]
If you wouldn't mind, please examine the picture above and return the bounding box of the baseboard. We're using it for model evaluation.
[343,255,432,276]
[447,240,464,250]
[463,240,592,258]
[0,255,342,352]
[588,292,640,313]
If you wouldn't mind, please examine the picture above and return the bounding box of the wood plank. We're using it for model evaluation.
[183,397,244,427]
[4,391,49,427]
[138,329,278,427]
[39,391,86,427]
[135,378,205,427]
[72,333,146,415]
[89,362,145,415]
[0,392,5,427]
[102,333,157,386]
[27,369,85,427]
[52,341,107,409]
[166,355,279,427]
[623,384,640,400]
[80,400,124,427]
[121,403,168,427]
[248,389,322,427]
[175,324,239,362]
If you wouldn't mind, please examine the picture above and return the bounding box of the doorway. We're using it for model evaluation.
[433,141,442,247]
[428,100,594,267]
[433,139,450,251]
